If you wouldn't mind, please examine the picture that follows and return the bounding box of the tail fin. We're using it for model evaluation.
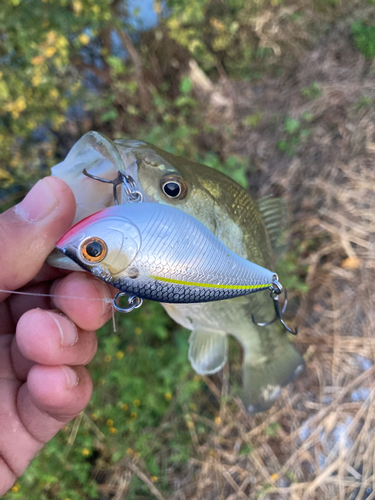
[242,334,304,413]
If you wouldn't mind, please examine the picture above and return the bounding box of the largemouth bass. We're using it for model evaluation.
[51,132,304,412]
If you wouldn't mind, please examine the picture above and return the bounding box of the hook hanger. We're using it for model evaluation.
[252,279,298,335]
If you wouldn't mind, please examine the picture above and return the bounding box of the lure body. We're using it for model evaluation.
[57,203,276,304]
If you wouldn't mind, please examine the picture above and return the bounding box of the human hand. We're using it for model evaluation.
[0,177,115,495]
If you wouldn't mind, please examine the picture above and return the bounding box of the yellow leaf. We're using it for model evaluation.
[341,256,361,270]
[44,46,56,58]
[49,88,59,99]
[0,81,9,100]
[72,0,83,14]
[210,18,225,31]
[46,31,57,45]
[78,33,90,46]
[154,0,162,14]
[31,55,45,65]
[167,18,180,31]
[31,74,41,87]
[0,169,12,181]
[52,115,65,130]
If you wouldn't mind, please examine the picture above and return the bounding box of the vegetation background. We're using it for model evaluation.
[1,0,375,498]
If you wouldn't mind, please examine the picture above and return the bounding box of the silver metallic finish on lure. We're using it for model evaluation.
[57,203,277,304]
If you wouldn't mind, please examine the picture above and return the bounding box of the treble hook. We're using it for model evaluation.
[82,167,143,204]
[251,279,298,335]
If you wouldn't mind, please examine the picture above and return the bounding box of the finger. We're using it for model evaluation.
[15,309,97,368]
[0,177,75,301]
[21,365,93,437]
[51,272,116,331]
[0,365,92,488]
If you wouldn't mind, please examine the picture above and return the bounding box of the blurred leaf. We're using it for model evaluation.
[179,76,193,94]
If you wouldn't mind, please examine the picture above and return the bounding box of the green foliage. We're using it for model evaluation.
[277,115,311,156]
[351,19,375,58]
[239,443,254,455]
[276,239,311,295]
[263,422,281,437]
[300,82,322,100]
[165,0,276,78]
[354,95,373,113]
[283,117,300,134]
[242,112,263,128]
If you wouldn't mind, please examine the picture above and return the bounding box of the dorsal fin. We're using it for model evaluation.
[257,196,287,256]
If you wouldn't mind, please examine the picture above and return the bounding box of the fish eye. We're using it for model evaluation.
[80,237,107,263]
[160,175,188,200]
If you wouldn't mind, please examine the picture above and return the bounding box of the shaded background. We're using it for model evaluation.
[1,0,375,498]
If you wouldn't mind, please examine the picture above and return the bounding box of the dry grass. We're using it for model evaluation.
[178,7,375,499]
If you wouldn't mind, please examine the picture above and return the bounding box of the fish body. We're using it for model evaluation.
[51,132,304,412]
[57,203,277,303]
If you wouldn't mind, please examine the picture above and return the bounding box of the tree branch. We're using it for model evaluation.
[111,23,151,112]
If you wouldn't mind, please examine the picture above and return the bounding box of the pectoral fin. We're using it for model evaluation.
[188,330,228,375]
[243,338,304,413]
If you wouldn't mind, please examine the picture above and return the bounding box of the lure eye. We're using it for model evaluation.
[80,237,107,263]
[160,175,188,200]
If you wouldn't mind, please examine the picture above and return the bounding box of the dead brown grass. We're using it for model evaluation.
[173,5,375,499]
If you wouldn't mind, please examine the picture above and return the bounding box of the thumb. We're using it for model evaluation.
[0,177,76,294]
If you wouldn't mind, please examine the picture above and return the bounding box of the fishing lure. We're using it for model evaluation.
[80,168,298,334]
[48,168,298,334]
[53,202,283,312]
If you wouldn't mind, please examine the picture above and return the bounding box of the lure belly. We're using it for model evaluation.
[55,203,277,304]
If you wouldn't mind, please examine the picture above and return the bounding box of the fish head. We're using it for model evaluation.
[115,140,252,260]
[53,208,141,278]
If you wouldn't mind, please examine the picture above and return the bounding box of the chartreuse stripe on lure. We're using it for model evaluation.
[52,202,277,304]
[149,276,272,290]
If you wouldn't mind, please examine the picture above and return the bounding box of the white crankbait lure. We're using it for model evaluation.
[51,202,281,310]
